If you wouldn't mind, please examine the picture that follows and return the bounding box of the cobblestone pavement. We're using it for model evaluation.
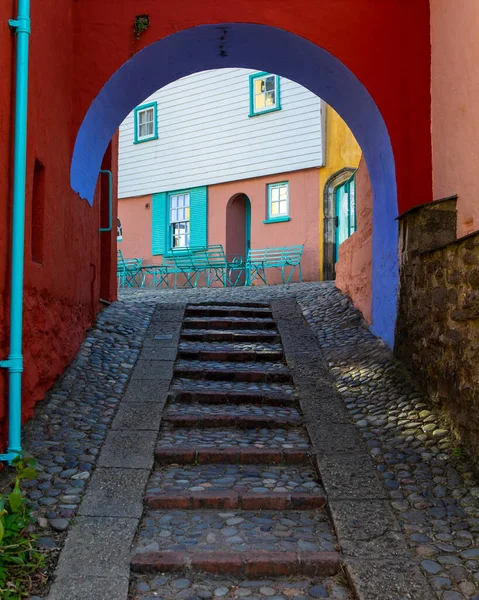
[131,299,343,596]
[121,283,479,599]
[20,281,479,599]
[130,574,351,600]
[155,426,311,449]
[135,509,335,553]
[146,465,323,495]
[18,302,153,572]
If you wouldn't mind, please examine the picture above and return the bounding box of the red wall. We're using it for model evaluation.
[72,0,432,216]
[0,1,117,448]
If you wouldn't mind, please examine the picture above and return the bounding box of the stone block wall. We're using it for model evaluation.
[395,196,479,465]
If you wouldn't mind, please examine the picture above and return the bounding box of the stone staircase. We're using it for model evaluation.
[130,303,346,597]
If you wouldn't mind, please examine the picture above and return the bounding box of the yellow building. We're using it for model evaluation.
[319,106,362,279]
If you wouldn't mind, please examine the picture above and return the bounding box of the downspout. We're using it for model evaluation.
[0,0,31,463]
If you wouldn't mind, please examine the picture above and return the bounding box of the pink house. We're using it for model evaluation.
[118,68,324,283]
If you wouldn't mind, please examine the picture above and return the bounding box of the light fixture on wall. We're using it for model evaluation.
[145,203,150,210]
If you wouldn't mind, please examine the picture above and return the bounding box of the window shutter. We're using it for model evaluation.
[190,186,208,247]
[152,192,167,255]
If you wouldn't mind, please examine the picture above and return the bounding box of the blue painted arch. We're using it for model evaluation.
[71,23,398,347]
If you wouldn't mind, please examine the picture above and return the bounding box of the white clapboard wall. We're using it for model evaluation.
[119,68,324,198]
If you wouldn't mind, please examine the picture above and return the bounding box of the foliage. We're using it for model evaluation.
[452,446,466,459]
[0,457,45,599]
[133,14,150,40]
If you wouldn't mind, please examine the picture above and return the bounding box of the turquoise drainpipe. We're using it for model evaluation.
[0,0,31,463]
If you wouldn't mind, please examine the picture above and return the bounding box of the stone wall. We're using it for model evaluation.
[335,157,373,323]
[395,196,479,465]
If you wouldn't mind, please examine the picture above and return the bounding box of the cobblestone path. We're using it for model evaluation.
[130,302,350,600]
[32,282,479,599]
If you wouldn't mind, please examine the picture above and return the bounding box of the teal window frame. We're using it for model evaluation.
[133,101,158,144]
[168,190,191,251]
[334,173,357,262]
[264,182,290,224]
[249,72,281,117]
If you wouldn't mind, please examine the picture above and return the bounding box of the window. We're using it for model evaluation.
[249,72,281,116]
[134,102,158,143]
[170,193,190,248]
[117,217,123,242]
[264,182,290,223]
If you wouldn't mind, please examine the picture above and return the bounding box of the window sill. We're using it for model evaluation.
[263,217,291,224]
[248,106,282,118]
[133,134,159,145]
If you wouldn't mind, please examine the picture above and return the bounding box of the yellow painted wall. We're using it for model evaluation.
[319,106,362,278]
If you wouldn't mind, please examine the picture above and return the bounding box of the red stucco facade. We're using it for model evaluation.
[0,3,118,447]
[0,0,432,448]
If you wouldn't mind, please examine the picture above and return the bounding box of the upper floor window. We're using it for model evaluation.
[170,192,190,248]
[265,182,290,223]
[249,72,281,116]
[134,102,158,143]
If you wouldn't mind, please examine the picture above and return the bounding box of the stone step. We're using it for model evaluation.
[178,347,284,362]
[183,317,277,331]
[187,301,270,309]
[174,360,292,383]
[131,509,338,575]
[163,402,302,428]
[178,340,283,353]
[185,304,273,318]
[130,573,351,600]
[145,491,326,510]
[170,378,295,398]
[162,414,301,429]
[181,329,280,343]
[145,464,325,510]
[131,550,340,577]
[155,448,312,466]
[169,389,297,407]
[156,425,310,452]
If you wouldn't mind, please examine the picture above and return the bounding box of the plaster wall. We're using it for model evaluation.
[119,168,320,283]
[118,196,153,263]
[209,169,320,284]
[319,106,362,279]
[431,0,479,235]
[335,157,373,323]
[0,1,117,448]
[71,0,432,216]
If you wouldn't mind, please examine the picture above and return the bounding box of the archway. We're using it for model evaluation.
[226,193,251,262]
[70,23,397,347]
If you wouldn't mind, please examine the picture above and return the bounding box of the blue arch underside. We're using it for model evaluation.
[71,23,398,347]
